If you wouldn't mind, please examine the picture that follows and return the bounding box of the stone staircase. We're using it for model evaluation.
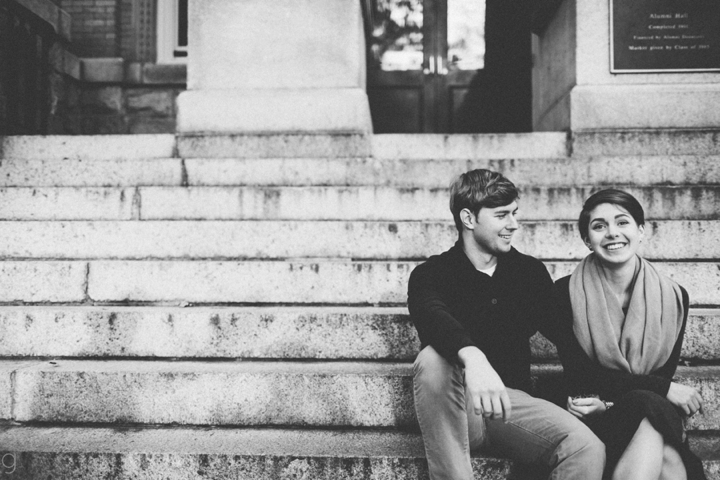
[0,131,718,479]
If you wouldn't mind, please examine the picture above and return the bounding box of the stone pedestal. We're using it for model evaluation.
[532,0,720,131]
[176,0,372,135]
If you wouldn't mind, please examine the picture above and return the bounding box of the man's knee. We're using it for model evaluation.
[565,425,605,461]
[414,346,458,392]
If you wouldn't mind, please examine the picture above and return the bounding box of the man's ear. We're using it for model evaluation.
[460,208,475,230]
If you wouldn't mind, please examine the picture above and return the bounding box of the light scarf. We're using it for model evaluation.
[569,254,684,375]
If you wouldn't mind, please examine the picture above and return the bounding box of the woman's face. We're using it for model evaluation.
[584,203,644,267]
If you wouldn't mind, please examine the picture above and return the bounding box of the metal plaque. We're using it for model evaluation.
[610,0,720,73]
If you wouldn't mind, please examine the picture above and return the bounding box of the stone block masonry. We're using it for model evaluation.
[0,132,717,478]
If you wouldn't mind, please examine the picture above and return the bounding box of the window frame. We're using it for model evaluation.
[156,0,187,64]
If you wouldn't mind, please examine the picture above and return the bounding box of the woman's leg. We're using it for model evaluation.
[659,444,687,480]
[612,418,663,480]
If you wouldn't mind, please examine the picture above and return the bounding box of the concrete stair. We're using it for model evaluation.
[0,132,718,479]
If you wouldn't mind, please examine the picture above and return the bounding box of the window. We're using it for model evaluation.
[157,0,188,63]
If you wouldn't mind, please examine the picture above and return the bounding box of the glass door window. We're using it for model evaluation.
[366,0,489,133]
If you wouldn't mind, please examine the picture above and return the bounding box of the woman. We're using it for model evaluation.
[554,189,706,480]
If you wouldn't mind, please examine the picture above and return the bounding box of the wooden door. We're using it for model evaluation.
[365,0,532,134]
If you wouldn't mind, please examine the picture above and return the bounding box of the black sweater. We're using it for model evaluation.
[408,242,559,393]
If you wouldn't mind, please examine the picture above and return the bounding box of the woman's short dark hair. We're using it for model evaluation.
[578,189,645,241]
[449,169,519,232]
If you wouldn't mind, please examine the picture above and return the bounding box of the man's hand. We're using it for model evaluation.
[667,382,703,417]
[458,346,511,421]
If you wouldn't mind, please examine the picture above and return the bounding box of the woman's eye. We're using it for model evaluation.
[592,224,605,231]
[618,220,629,226]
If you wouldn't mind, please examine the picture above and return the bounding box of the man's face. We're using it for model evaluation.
[467,202,519,256]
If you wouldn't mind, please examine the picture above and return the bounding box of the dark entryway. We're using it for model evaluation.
[364,0,532,134]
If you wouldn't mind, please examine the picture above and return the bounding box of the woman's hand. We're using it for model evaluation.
[666,382,703,417]
[567,396,606,419]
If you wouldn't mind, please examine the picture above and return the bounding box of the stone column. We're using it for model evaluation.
[532,0,720,131]
[176,0,372,136]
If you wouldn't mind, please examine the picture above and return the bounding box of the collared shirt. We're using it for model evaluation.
[408,241,558,392]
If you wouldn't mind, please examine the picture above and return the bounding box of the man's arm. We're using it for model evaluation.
[408,263,511,420]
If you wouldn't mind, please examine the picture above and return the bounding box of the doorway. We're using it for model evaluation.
[365,0,532,134]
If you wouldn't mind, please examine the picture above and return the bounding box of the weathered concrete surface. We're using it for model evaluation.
[10,362,720,429]
[178,89,372,134]
[136,185,720,221]
[0,135,175,160]
[13,361,416,427]
[684,310,720,360]
[0,426,717,480]
[0,307,419,359]
[0,159,182,187]
[0,188,135,220]
[185,155,720,187]
[0,361,38,419]
[0,427,512,480]
[0,306,715,361]
[1,220,715,261]
[570,85,720,131]
[372,133,568,160]
[85,260,720,306]
[0,262,86,303]
[0,154,717,188]
[0,187,716,222]
[678,366,720,430]
[177,134,371,158]
[572,130,720,157]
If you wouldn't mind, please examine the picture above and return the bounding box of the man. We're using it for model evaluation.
[408,169,605,479]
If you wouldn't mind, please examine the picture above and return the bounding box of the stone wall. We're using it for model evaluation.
[78,83,182,134]
[0,1,82,135]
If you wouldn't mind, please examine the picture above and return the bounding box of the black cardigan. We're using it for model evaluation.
[553,275,689,401]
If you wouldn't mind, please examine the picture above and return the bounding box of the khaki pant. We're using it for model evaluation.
[413,345,606,480]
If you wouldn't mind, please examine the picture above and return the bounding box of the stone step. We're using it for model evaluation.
[376,130,720,158]
[0,135,176,161]
[2,154,719,188]
[0,185,717,220]
[0,306,717,361]
[0,260,716,305]
[0,220,716,260]
[1,155,718,188]
[3,361,719,429]
[0,426,717,479]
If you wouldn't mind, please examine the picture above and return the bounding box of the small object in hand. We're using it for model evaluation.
[572,394,599,401]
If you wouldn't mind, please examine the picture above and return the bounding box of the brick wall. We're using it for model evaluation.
[60,0,120,57]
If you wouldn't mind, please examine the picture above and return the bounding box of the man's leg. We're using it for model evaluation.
[413,345,486,480]
[484,388,605,480]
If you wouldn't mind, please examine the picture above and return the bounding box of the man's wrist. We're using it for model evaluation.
[458,346,486,366]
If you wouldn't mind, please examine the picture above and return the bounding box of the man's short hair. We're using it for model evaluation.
[578,188,645,242]
[449,169,519,232]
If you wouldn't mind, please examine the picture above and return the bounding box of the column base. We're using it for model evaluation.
[176,88,372,135]
[535,84,720,131]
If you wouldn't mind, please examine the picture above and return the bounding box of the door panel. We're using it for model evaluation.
[366,0,532,134]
